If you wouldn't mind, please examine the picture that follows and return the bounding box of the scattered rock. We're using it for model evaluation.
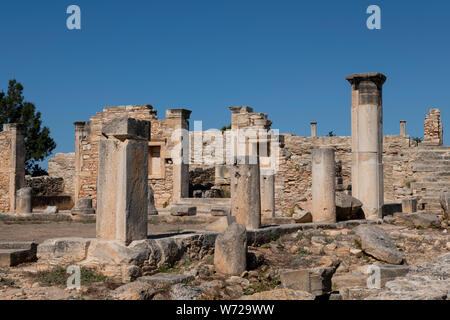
[112,281,155,300]
[354,225,404,264]
[394,212,441,229]
[280,267,335,296]
[169,284,204,300]
[335,193,364,221]
[241,289,314,300]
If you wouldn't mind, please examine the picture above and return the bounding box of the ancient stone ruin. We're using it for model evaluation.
[0,72,449,301]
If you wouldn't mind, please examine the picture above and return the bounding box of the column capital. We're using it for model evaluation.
[345,72,387,86]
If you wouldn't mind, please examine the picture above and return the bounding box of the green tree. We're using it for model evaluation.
[0,80,56,176]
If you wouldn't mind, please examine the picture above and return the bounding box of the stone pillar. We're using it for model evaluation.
[16,187,32,214]
[148,185,158,215]
[346,72,386,220]
[231,156,261,229]
[400,120,406,137]
[73,121,90,205]
[424,109,443,145]
[0,124,25,213]
[96,117,150,245]
[260,169,275,219]
[312,148,336,223]
[166,109,191,202]
[311,122,317,137]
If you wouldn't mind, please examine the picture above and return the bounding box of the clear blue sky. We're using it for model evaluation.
[0,0,449,165]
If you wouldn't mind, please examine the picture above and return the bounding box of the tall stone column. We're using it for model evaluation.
[166,109,191,202]
[96,117,150,245]
[260,169,275,219]
[346,73,386,220]
[312,148,336,223]
[400,120,406,137]
[231,155,261,229]
[310,122,317,137]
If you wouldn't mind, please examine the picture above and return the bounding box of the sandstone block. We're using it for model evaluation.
[102,117,150,141]
[170,205,196,216]
[214,223,247,275]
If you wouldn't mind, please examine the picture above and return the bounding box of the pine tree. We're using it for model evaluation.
[0,80,56,176]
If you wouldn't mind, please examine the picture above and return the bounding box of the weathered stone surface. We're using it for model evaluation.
[335,193,364,221]
[102,117,150,141]
[71,198,95,215]
[170,205,196,216]
[148,185,158,215]
[214,223,247,275]
[111,281,155,300]
[393,212,441,229]
[37,238,93,264]
[440,192,449,219]
[402,197,418,213]
[293,210,313,224]
[44,206,58,214]
[280,267,335,296]
[354,225,404,264]
[365,253,450,300]
[211,206,230,216]
[169,283,204,300]
[138,273,194,287]
[205,215,236,232]
[16,187,32,214]
[0,242,37,267]
[241,289,314,300]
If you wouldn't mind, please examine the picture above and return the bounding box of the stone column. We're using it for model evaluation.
[312,148,336,223]
[231,156,261,229]
[73,121,90,205]
[16,187,32,214]
[260,169,275,219]
[96,117,150,245]
[166,109,191,202]
[346,72,386,220]
[400,120,406,137]
[311,122,317,137]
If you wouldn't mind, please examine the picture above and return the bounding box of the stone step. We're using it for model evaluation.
[412,165,450,172]
[0,242,37,267]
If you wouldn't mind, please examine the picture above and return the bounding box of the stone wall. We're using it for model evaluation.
[48,152,75,196]
[0,129,13,212]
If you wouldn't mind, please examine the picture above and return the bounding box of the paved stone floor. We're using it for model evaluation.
[0,222,207,243]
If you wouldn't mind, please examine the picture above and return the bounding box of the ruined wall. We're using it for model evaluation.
[48,152,75,196]
[424,109,443,145]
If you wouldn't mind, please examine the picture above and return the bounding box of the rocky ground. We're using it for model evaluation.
[0,214,449,300]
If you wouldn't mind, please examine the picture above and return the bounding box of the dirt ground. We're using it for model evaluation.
[0,221,208,243]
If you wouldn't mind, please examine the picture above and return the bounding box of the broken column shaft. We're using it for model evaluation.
[312,148,336,223]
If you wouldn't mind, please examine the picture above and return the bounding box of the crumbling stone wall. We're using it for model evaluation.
[25,176,64,196]
[424,109,443,145]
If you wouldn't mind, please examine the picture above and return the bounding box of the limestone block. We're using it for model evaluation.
[354,225,404,264]
[335,193,364,220]
[102,117,150,141]
[280,267,335,297]
[211,206,231,216]
[0,242,37,267]
[393,212,440,229]
[16,187,32,214]
[44,206,58,214]
[402,197,418,213]
[170,205,196,216]
[214,223,247,275]
[37,238,93,264]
